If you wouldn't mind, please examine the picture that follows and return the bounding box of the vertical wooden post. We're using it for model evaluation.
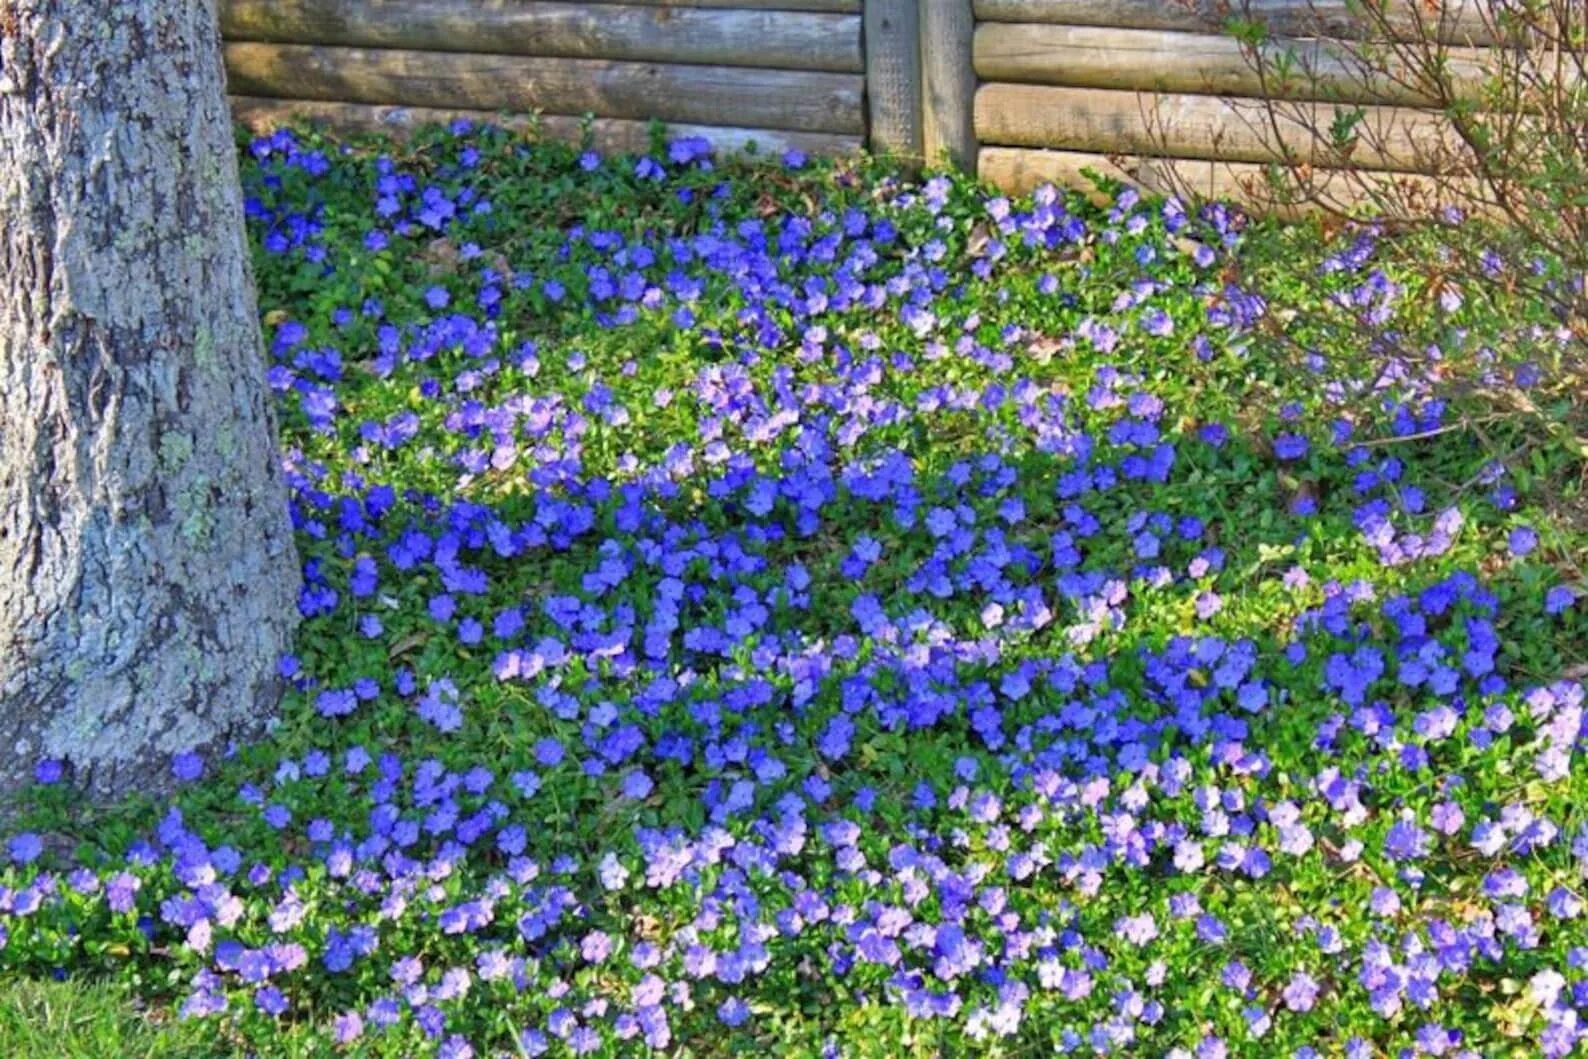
[864,0,922,162]
[919,0,976,172]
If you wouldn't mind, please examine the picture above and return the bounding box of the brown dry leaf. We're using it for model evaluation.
[422,237,460,274]
[965,223,990,257]
[1027,334,1064,364]
[386,630,429,660]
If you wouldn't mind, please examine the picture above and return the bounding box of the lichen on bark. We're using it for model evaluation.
[0,0,300,802]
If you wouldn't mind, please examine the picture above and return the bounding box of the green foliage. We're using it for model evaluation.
[0,120,1583,1058]
[0,978,228,1059]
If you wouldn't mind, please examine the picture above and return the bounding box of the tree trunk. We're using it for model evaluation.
[0,1,300,802]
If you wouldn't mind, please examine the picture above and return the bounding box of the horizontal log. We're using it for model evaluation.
[974,22,1496,105]
[978,145,1482,217]
[230,97,861,156]
[582,0,859,10]
[220,1,862,74]
[223,43,864,134]
[971,0,1500,47]
[973,82,1471,172]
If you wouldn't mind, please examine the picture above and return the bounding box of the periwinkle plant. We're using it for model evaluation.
[0,121,1583,1057]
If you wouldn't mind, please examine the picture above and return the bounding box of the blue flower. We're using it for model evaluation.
[7,832,42,865]
[1274,433,1309,460]
[171,752,204,783]
[717,997,751,1027]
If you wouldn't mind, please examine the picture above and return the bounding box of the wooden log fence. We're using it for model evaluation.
[973,23,1497,106]
[222,0,867,156]
[966,0,1546,210]
[221,1,1570,212]
[225,43,864,134]
[972,1,1499,47]
[221,2,862,73]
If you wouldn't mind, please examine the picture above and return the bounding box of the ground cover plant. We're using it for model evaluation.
[0,121,1585,1057]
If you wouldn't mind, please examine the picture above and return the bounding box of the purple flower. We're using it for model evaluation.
[391,956,423,986]
[171,751,204,783]
[1369,887,1401,916]
[1282,971,1320,1012]
[316,688,357,718]
[581,931,612,964]
[1508,525,1538,557]
[717,997,751,1027]
[7,832,42,865]
[333,1010,363,1044]
[597,853,629,891]
[1429,801,1465,835]
[254,986,288,1016]
[106,872,141,913]
[1200,423,1229,447]
[1195,591,1223,619]
[416,678,464,731]
[1116,913,1158,946]
[1141,308,1174,337]
[1274,433,1309,461]
[1383,820,1429,862]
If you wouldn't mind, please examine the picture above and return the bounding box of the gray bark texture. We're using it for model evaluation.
[0,0,300,802]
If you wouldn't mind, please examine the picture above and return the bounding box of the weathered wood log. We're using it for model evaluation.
[974,22,1496,105]
[971,0,1499,47]
[230,97,862,156]
[981,144,1314,213]
[973,82,1471,173]
[583,0,858,10]
[865,0,924,160]
[220,1,862,74]
[223,43,865,134]
[979,145,1481,217]
[920,0,977,170]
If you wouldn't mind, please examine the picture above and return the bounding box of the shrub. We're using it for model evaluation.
[1167,1,1588,455]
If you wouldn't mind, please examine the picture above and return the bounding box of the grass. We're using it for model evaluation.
[0,978,228,1059]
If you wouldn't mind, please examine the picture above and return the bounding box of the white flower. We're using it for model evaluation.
[1530,969,1567,1008]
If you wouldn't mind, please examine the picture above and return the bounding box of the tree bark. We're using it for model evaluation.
[0,1,300,802]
